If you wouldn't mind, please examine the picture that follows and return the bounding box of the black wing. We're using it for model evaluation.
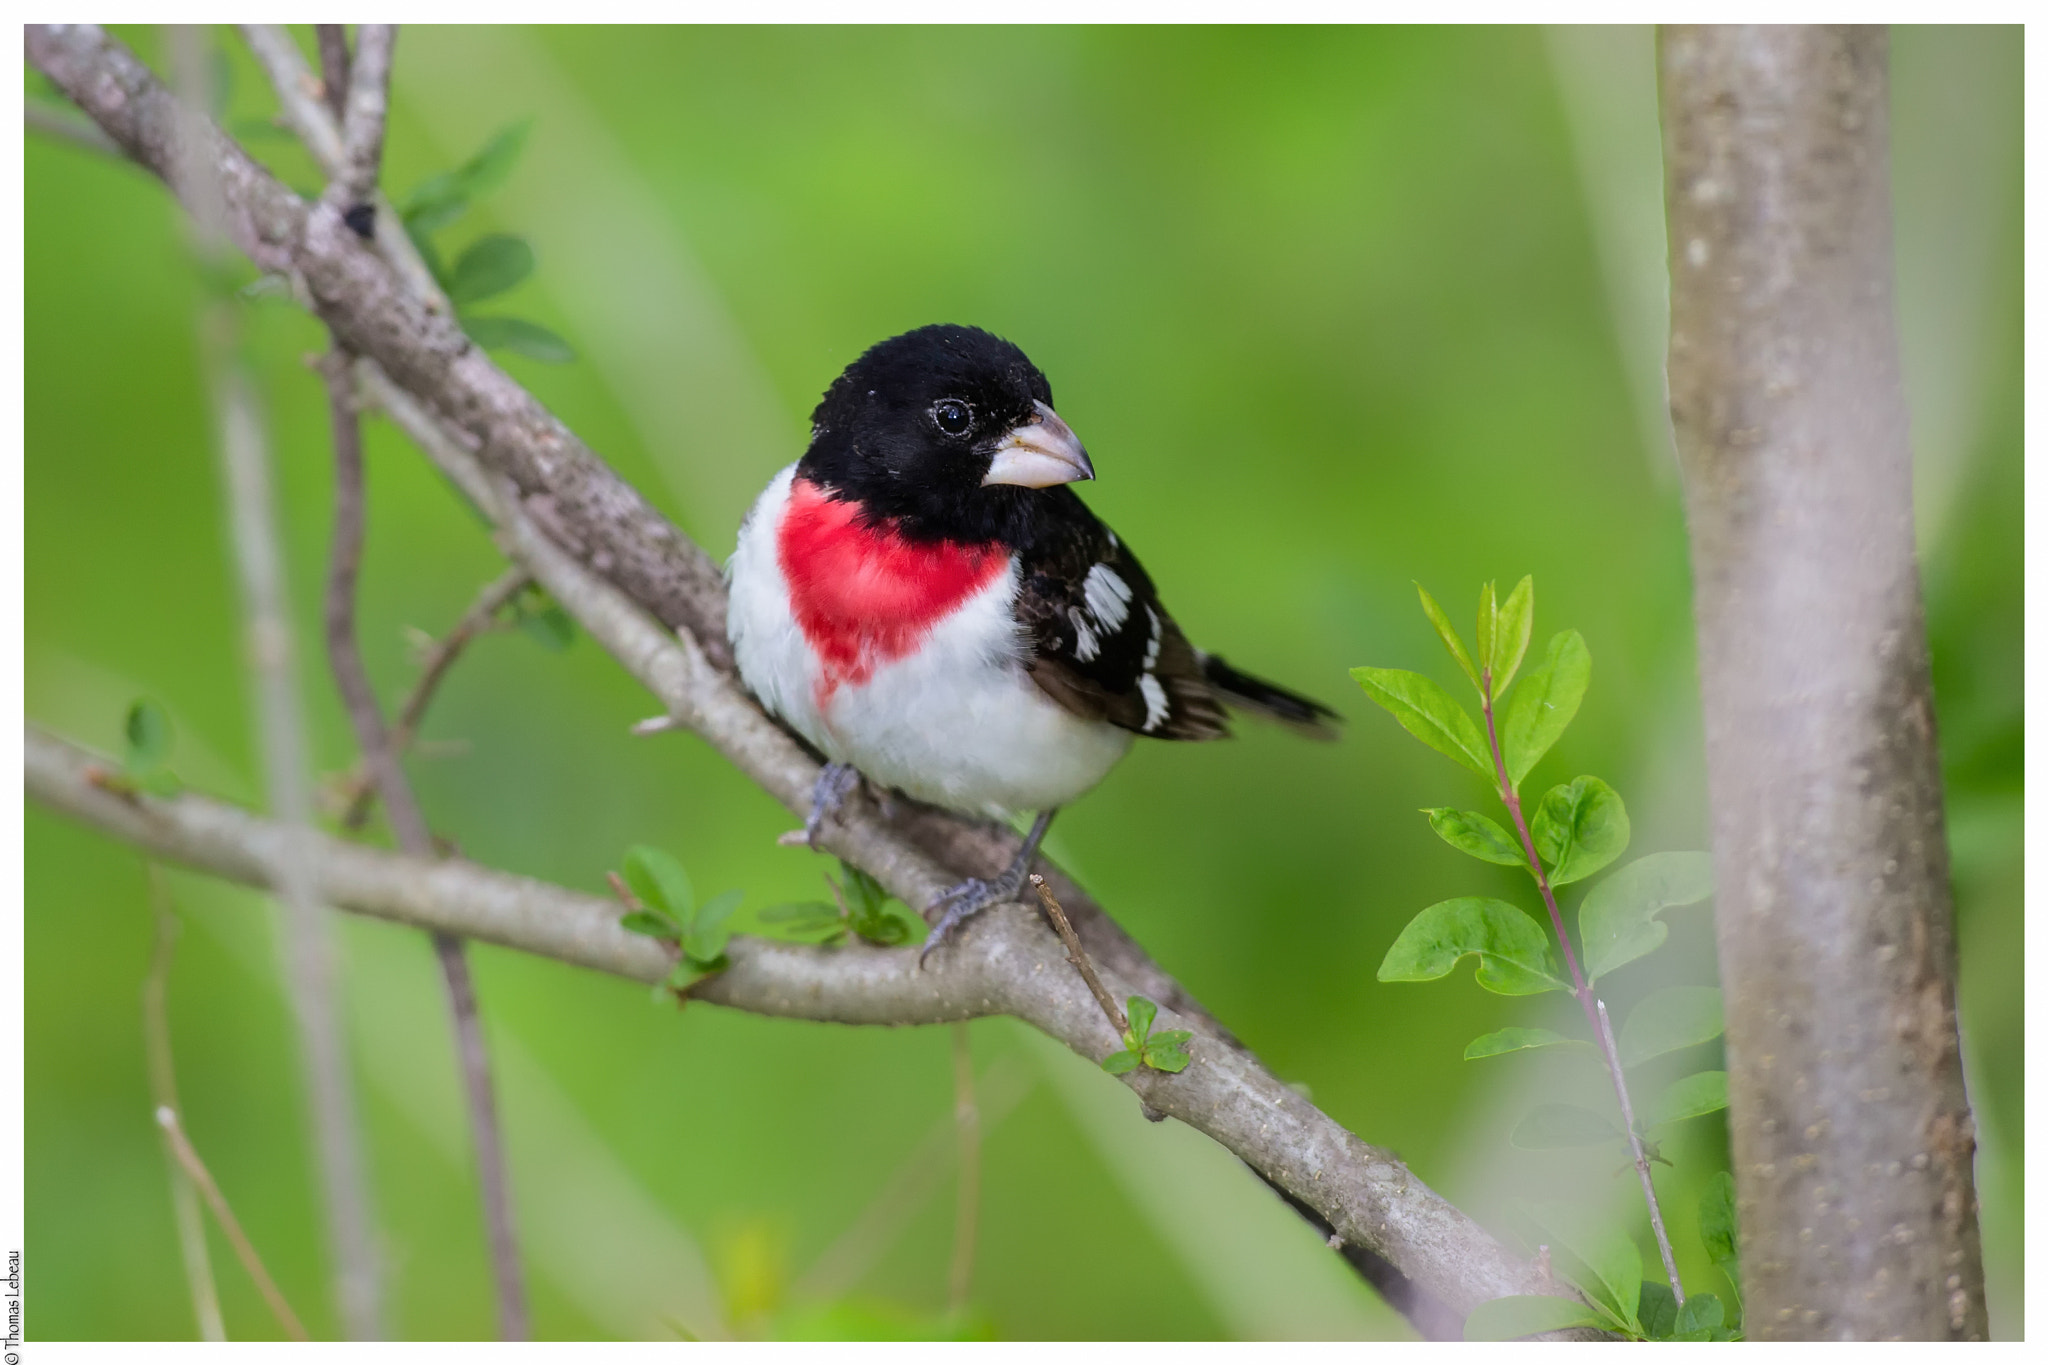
[1011,494,1340,741]
[1011,508,1232,740]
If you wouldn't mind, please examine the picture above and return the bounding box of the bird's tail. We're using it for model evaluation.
[1199,652,1342,741]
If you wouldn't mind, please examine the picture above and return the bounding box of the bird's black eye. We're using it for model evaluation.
[931,400,972,436]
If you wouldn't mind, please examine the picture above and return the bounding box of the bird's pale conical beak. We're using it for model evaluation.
[983,400,1095,488]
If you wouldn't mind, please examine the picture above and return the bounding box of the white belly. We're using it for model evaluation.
[727,465,1133,820]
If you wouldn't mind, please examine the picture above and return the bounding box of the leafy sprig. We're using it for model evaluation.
[89,699,184,799]
[756,863,925,948]
[614,845,741,994]
[1100,996,1191,1076]
[1355,579,1738,1337]
[396,122,575,363]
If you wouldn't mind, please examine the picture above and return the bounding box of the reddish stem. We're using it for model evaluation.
[1480,667,1684,1308]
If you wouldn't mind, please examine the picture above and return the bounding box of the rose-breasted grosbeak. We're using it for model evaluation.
[728,325,1337,959]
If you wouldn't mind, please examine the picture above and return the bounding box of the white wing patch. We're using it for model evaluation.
[1143,606,1163,668]
[1070,611,1100,662]
[1082,563,1133,633]
[1138,674,1170,732]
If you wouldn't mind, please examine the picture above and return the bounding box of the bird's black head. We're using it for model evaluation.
[799,324,1095,544]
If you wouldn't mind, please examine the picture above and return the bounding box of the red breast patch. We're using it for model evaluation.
[777,478,1007,709]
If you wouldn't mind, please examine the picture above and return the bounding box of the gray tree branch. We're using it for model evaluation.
[30,721,1550,1324]
[1659,24,1985,1339]
[26,21,1575,1331]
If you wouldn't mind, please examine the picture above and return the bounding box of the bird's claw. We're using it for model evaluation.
[797,762,860,849]
[917,870,1028,967]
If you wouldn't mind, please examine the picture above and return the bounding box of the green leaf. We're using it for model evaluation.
[1125,995,1158,1043]
[695,888,744,932]
[684,889,744,963]
[619,910,680,940]
[446,233,535,306]
[400,171,469,234]
[1100,1049,1140,1076]
[400,122,531,234]
[1511,1103,1623,1149]
[1463,1026,1584,1060]
[833,865,917,945]
[462,315,576,363]
[1415,583,1481,693]
[1578,852,1715,980]
[1379,898,1566,995]
[1463,1295,1604,1341]
[622,845,693,917]
[518,602,575,651]
[1143,1031,1192,1073]
[1638,1280,1678,1339]
[1521,1202,1643,1330]
[124,699,173,773]
[1649,1070,1728,1126]
[1475,580,1497,680]
[1423,807,1525,866]
[1618,986,1724,1068]
[1672,1292,1726,1340]
[665,957,725,994]
[755,902,845,939]
[1531,776,1629,886]
[1699,1172,1738,1267]
[1489,575,1534,699]
[847,908,921,949]
[1349,667,1495,777]
[1498,630,1591,785]
[454,120,531,200]
[840,864,889,917]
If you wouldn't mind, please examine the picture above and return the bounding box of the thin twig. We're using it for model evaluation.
[327,24,394,209]
[1478,667,1683,1305]
[793,1058,1032,1304]
[26,99,121,156]
[167,23,384,1338]
[1029,876,1128,1037]
[156,1106,311,1341]
[947,1023,981,1313]
[144,867,226,1342]
[314,25,350,121]
[238,24,447,309]
[1597,1000,1683,1295]
[339,568,528,830]
[306,29,525,1331]
[322,353,435,857]
[320,353,530,1339]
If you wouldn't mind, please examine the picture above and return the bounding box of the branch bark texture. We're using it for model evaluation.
[1659,24,1985,1340]
[27,22,1575,1330]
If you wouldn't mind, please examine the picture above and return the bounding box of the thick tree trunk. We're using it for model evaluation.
[1658,25,1986,1340]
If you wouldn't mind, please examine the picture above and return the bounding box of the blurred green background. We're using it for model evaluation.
[25,25,2021,1340]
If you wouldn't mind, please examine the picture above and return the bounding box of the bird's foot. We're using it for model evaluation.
[918,809,1059,967]
[788,762,860,850]
[919,868,1025,967]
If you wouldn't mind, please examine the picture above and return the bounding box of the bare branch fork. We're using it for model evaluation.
[25,23,1581,1332]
